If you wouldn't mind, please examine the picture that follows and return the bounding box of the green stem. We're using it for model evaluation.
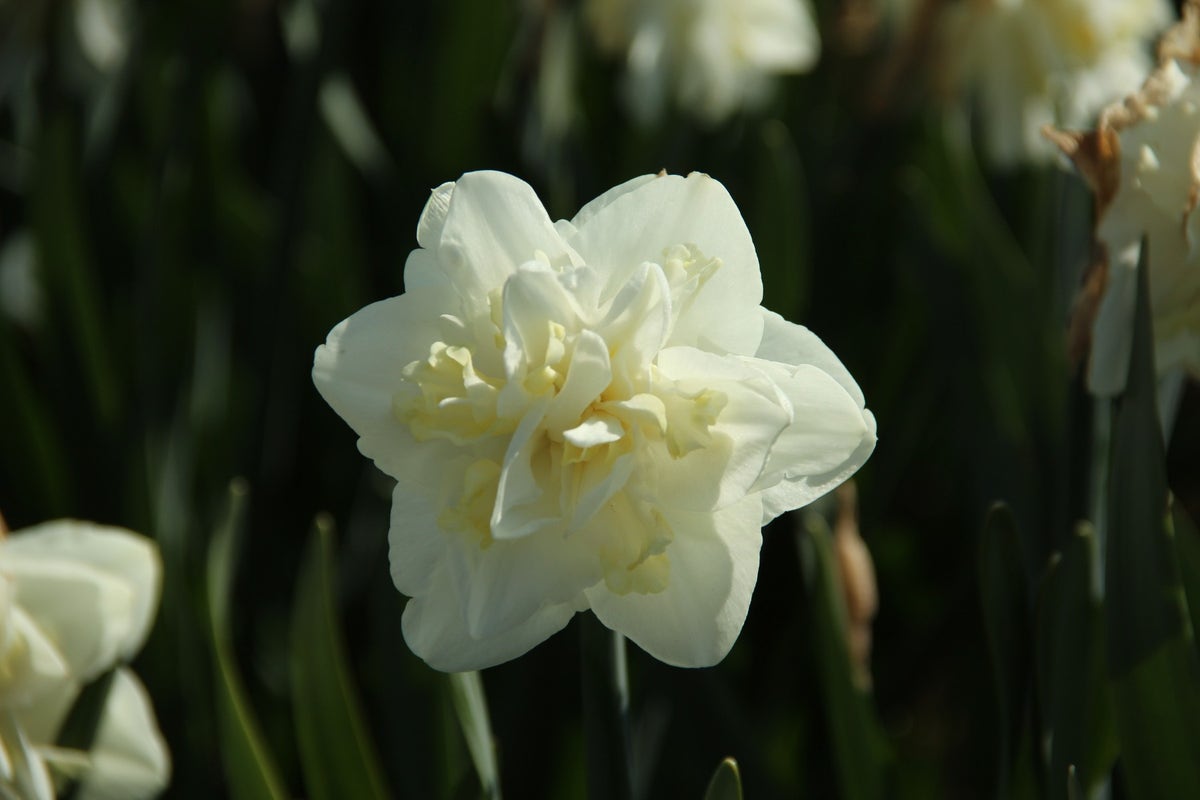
[580,613,633,800]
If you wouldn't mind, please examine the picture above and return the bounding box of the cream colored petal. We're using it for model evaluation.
[401,561,578,672]
[566,173,764,355]
[5,522,160,659]
[3,559,135,684]
[434,171,579,299]
[649,347,790,512]
[74,669,170,800]
[312,292,448,478]
[584,493,763,667]
[754,309,865,407]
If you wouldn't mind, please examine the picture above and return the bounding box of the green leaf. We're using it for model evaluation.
[1035,523,1115,797]
[798,511,888,800]
[752,119,809,321]
[978,503,1033,797]
[448,671,501,800]
[206,480,289,800]
[1105,239,1200,799]
[290,514,392,800]
[31,112,120,427]
[702,757,743,800]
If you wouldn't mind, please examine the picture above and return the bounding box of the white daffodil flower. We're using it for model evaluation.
[0,521,170,800]
[585,0,820,125]
[314,171,876,672]
[1047,3,1200,404]
[946,0,1171,165]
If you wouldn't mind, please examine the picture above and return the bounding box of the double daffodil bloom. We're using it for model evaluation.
[314,171,876,671]
[0,520,169,800]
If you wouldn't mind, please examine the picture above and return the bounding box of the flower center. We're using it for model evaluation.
[392,244,728,594]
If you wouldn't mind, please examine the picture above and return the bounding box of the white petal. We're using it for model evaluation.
[568,174,660,233]
[312,292,445,478]
[458,528,599,639]
[650,347,789,511]
[74,669,170,800]
[753,361,873,477]
[387,476,453,599]
[491,401,554,541]
[4,608,72,712]
[5,521,160,659]
[545,330,612,432]
[597,262,672,392]
[566,173,764,355]
[434,171,579,299]
[563,415,624,448]
[500,263,582,378]
[585,494,763,667]
[416,181,455,251]
[4,558,137,683]
[401,561,578,672]
[755,309,865,407]
[758,409,877,524]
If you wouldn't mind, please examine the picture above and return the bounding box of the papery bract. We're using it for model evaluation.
[1048,2,1200,397]
[0,520,170,800]
[314,170,876,672]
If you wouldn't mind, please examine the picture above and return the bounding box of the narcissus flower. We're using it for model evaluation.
[0,520,170,800]
[945,0,1171,165]
[584,0,820,125]
[313,171,876,671]
[1047,2,1200,396]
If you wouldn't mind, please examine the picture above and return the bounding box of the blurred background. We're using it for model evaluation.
[2,0,1199,797]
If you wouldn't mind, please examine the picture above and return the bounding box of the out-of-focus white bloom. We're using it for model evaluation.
[946,0,1172,165]
[314,170,876,671]
[0,521,170,800]
[1047,3,1200,398]
[74,0,131,73]
[585,0,820,124]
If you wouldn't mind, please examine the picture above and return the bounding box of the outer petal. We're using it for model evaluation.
[748,312,877,520]
[387,470,454,600]
[649,347,789,512]
[3,608,71,711]
[565,174,659,235]
[757,409,877,524]
[401,561,578,672]
[754,309,865,407]
[74,668,170,800]
[451,525,601,640]
[312,293,446,478]
[584,494,763,667]
[5,522,160,658]
[4,560,136,684]
[433,171,579,299]
[565,173,764,355]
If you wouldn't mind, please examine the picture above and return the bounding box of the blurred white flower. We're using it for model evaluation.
[946,0,1171,165]
[74,0,131,73]
[585,0,820,125]
[314,170,876,671]
[0,520,170,800]
[1047,3,1200,401]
